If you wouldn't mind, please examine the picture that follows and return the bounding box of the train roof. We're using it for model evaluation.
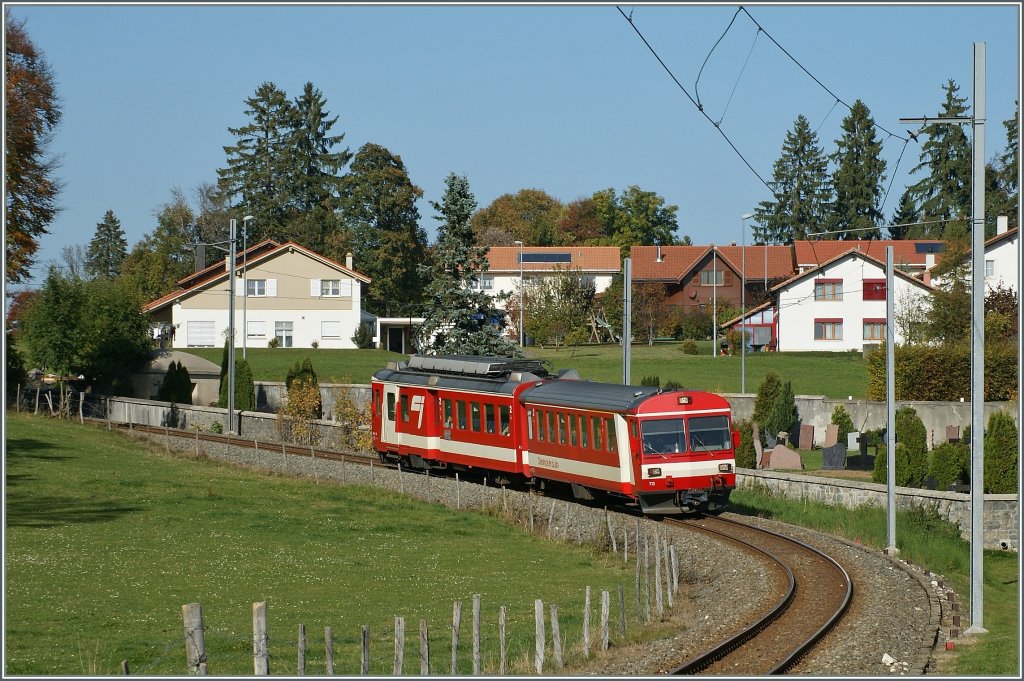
[519,380,664,413]
[372,354,559,395]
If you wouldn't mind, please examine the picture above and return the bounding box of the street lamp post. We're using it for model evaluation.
[900,42,986,634]
[514,240,524,347]
[227,218,237,434]
[711,246,717,358]
[740,213,754,393]
[241,215,254,359]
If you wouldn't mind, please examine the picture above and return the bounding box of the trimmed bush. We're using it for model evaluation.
[157,360,192,405]
[984,411,1018,493]
[285,358,322,420]
[680,339,699,355]
[830,405,854,446]
[640,375,660,387]
[872,406,928,487]
[866,342,1018,401]
[764,380,798,441]
[218,358,255,411]
[734,419,756,469]
[351,322,375,349]
[929,441,970,490]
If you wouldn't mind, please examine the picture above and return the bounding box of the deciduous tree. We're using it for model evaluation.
[471,189,563,246]
[524,266,595,349]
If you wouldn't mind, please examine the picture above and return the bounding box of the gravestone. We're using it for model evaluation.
[777,431,789,447]
[823,424,839,448]
[799,424,814,450]
[946,425,960,444]
[858,433,870,469]
[821,443,847,470]
[765,444,802,470]
[847,431,861,450]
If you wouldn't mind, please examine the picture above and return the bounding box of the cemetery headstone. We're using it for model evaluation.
[765,444,802,470]
[946,425,960,444]
[823,424,839,448]
[821,443,847,470]
[799,424,814,450]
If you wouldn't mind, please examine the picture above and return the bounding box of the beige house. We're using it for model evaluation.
[145,240,371,350]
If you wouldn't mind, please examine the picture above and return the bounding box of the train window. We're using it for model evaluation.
[471,403,481,432]
[443,399,453,427]
[387,393,396,421]
[558,414,567,445]
[569,416,578,446]
[688,415,731,452]
[526,409,534,439]
[641,418,686,455]
[606,418,617,452]
[630,420,639,438]
[485,404,495,434]
[457,401,467,429]
[592,416,603,450]
[546,412,555,443]
[536,410,545,441]
[581,415,590,448]
[400,394,409,422]
[500,405,511,437]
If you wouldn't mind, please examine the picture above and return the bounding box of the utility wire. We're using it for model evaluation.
[695,6,743,112]
[616,6,773,192]
[718,27,761,126]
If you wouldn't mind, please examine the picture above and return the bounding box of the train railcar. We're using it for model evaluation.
[371,355,737,514]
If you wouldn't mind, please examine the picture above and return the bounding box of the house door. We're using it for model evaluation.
[387,327,404,353]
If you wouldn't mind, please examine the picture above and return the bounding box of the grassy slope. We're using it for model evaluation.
[4,414,635,675]
[184,344,868,399]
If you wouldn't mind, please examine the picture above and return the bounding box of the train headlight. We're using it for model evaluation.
[648,467,662,477]
[718,463,733,472]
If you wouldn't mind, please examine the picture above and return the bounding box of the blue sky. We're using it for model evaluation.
[7,2,1021,289]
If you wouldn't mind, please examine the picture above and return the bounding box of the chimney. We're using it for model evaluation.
[925,253,936,270]
[656,244,663,262]
[346,252,354,270]
[997,215,1009,235]
[195,244,206,272]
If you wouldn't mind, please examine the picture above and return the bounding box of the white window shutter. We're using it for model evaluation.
[341,279,352,297]
[310,279,320,297]
[235,278,244,295]
[267,279,278,297]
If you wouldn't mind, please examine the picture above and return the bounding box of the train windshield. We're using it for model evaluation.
[688,415,731,452]
[640,418,686,456]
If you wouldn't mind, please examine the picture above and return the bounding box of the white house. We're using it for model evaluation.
[733,249,935,352]
[145,240,371,350]
[984,219,1018,294]
[482,246,622,299]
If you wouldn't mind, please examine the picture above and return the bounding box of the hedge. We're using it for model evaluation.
[866,342,1018,401]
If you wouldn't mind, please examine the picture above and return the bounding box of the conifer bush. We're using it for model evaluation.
[928,441,970,490]
[640,375,660,387]
[830,405,854,447]
[984,411,1018,493]
[733,419,756,469]
[680,339,699,355]
[157,360,192,404]
[285,358,322,420]
[764,380,798,441]
[752,371,782,441]
[219,358,255,411]
[872,406,928,487]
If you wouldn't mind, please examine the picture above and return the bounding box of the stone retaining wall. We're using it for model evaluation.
[737,469,1018,551]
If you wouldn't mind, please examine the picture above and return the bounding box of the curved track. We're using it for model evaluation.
[666,515,852,675]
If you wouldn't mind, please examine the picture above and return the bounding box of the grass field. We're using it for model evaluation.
[4,413,638,676]
[183,343,869,399]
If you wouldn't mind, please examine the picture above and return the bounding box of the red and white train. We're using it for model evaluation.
[370,355,737,514]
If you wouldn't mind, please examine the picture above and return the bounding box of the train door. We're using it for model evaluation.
[381,382,400,449]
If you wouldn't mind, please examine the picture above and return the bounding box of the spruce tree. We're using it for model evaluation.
[986,101,1019,233]
[888,188,919,239]
[829,100,886,240]
[416,172,521,357]
[906,79,972,239]
[85,210,128,279]
[752,114,832,244]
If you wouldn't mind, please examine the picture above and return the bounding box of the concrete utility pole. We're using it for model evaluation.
[900,42,986,634]
[885,246,897,556]
[740,213,754,393]
[622,258,632,385]
[227,218,237,434]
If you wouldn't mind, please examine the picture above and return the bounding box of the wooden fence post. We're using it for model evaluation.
[361,625,370,675]
[252,601,269,676]
[394,616,404,675]
[450,600,461,675]
[120,659,129,675]
[370,460,374,485]
[325,626,334,676]
[310,444,319,484]
[643,529,651,623]
[399,461,404,493]
[533,599,545,674]
[605,508,617,553]
[472,594,481,675]
[79,392,84,423]
[654,530,664,618]
[298,623,306,675]
[282,442,288,472]
[181,603,207,675]
[16,383,21,413]
[663,537,674,608]
[582,586,591,658]
[618,586,626,638]
[455,473,461,510]
[498,606,507,676]
[419,618,429,676]
[549,604,563,670]
[547,500,556,538]
[34,385,39,415]
[623,526,629,563]
[529,494,534,533]
[670,544,679,594]
[600,590,610,651]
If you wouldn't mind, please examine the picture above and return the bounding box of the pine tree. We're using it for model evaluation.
[888,188,919,239]
[416,172,521,357]
[338,143,428,317]
[753,115,832,244]
[829,100,886,240]
[85,210,128,279]
[987,101,1019,233]
[906,79,972,239]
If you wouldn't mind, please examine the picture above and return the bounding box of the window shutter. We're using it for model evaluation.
[235,278,244,295]
[341,279,352,297]
[267,279,278,297]
[310,279,320,297]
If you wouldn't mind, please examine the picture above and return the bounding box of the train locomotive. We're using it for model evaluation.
[370,355,737,514]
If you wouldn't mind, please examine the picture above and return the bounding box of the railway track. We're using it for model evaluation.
[666,515,853,675]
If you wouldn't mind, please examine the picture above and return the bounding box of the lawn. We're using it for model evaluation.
[4,413,637,675]
[182,343,869,399]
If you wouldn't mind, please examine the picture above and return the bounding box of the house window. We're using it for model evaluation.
[985,259,995,278]
[247,279,267,297]
[247,321,266,338]
[700,270,724,286]
[862,279,886,301]
[321,321,341,338]
[814,280,843,301]
[814,319,843,340]
[275,321,293,347]
[863,320,886,341]
[470,275,494,291]
[321,279,341,296]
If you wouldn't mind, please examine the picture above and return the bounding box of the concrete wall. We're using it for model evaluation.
[724,393,1017,449]
[254,382,371,416]
[737,469,1018,551]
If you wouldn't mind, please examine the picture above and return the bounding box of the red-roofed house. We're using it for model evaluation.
[483,246,622,296]
[145,240,371,350]
[792,239,946,276]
